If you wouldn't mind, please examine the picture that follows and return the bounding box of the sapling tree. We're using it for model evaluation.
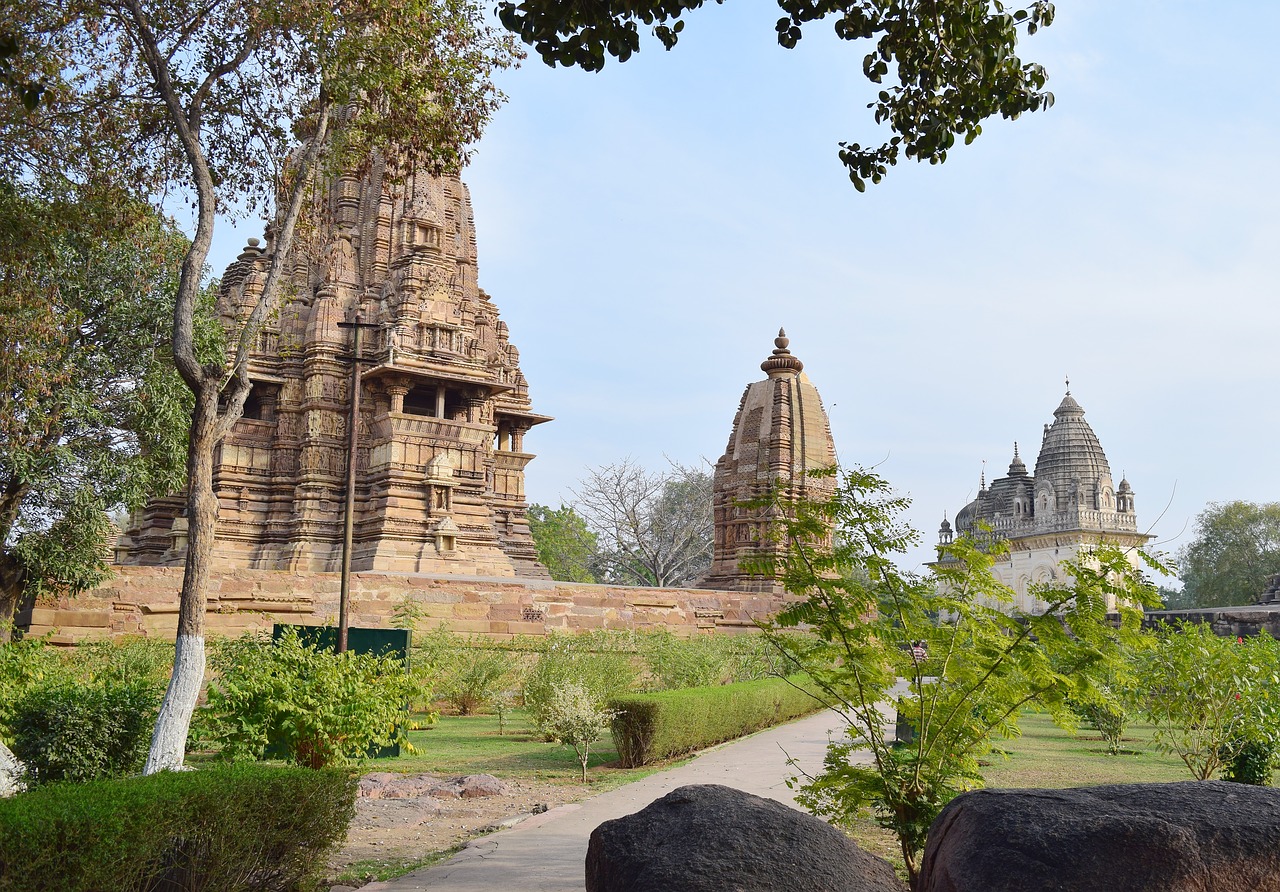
[756,467,1161,889]
[1139,622,1280,781]
[543,681,616,783]
[3,0,520,771]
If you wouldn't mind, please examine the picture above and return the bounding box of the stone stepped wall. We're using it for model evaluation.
[18,566,790,645]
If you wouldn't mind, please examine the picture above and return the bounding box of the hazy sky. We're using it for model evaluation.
[211,1,1279,576]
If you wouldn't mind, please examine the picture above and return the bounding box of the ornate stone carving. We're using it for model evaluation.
[700,330,838,594]
[119,161,552,578]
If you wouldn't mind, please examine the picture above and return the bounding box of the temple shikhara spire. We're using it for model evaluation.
[939,386,1150,611]
[118,164,551,577]
[700,330,838,593]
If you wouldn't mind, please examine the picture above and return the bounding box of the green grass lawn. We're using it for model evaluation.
[981,710,1193,788]
[363,709,676,791]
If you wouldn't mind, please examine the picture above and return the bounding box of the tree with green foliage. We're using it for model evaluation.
[0,181,197,640]
[1177,501,1280,608]
[543,681,616,783]
[198,628,416,769]
[497,0,1055,190]
[1139,622,1280,781]
[759,467,1160,889]
[2,0,520,771]
[573,458,712,587]
[528,503,600,583]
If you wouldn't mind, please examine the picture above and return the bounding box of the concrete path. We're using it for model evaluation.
[364,708,865,892]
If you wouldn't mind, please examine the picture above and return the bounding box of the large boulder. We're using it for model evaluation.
[919,781,1280,892]
[586,784,907,892]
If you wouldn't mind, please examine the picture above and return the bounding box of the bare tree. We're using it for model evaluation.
[573,458,712,588]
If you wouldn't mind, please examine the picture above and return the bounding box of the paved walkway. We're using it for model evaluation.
[365,708,866,892]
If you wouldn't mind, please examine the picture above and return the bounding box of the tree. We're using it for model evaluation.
[527,503,600,583]
[542,681,616,783]
[497,0,1056,190]
[0,180,194,641]
[3,0,520,771]
[761,467,1160,889]
[1139,622,1280,781]
[573,458,712,587]
[1177,501,1280,608]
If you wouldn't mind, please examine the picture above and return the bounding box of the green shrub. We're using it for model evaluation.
[198,627,415,769]
[0,762,355,892]
[1070,695,1129,756]
[417,628,522,715]
[68,636,174,687]
[1223,739,1276,785]
[543,682,617,782]
[524,633,638,735]
[0,633,60,744]
[610,675,820,767]
[641,631,733,690]
[10,678,160,785]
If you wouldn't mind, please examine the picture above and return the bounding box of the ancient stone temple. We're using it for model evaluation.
[937,386,1150,611]
[118,163,550,577]
[700,331,838,593]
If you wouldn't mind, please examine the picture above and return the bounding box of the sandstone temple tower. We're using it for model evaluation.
[700,331,838,593]
[118,163,550,577]
[938,386,1150,611]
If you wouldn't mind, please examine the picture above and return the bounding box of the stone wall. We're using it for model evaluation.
[18,566,791,645]
[1143,605,1280,639]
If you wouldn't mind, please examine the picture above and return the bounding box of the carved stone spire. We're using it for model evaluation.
[760,327,805,377]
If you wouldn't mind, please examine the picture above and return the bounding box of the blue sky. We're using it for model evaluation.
[210,1,1280,576]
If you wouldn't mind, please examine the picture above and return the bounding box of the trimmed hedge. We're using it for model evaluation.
[0,763,356,891]
[610,675,822,767]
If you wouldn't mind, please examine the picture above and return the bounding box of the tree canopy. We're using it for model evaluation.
[527,504,600,583]
[573,458,713,588]
[497,0,1056,189]
[1176,501,1280,608]
[0,179,197,639]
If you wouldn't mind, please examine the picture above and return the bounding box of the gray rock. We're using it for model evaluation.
[586,784,907,892]
[919,781,1280,892]
[0,742,24,797]
[454,774,509,798]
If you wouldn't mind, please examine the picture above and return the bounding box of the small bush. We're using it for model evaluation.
[198,628,415,769]
[610,675,820,767]
[543,682,616,783]
[418,628,521,715]
[68,636,174,687]
[525,634,637,736]
[10,678,160,786]
[1071,696,1128,756]
[641,631,733,690]
[1223,739,1276,785]
[0,633,60,744]
[0,762,355,892]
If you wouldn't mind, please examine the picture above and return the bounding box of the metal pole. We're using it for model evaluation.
[336,312,378,654]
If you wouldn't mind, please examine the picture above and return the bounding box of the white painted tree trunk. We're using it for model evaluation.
[0,740,25,796]
[144,634,205,773]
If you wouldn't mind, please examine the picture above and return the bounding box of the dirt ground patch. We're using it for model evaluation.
[329,772,591,881]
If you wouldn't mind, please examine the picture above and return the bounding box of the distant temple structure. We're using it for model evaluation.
[118,163,550,578]
[937,385,1149,611]
[700,331,838,593]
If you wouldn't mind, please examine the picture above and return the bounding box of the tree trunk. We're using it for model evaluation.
[0,554,27,644]
[144,382,220,773]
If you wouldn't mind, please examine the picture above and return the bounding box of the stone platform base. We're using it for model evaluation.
[18,566,791,645]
